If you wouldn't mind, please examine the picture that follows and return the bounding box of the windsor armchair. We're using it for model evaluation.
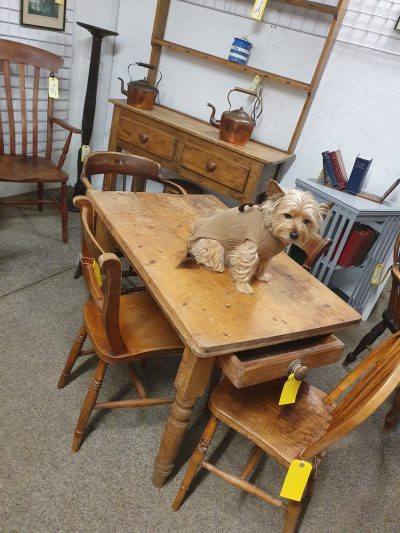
[0,38,81,243]
[78,151,187,284]
[173,331,400,533]
[57,196,184,452]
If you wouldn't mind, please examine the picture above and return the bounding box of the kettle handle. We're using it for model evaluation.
[227,87,262,120]
[128,62,163,89]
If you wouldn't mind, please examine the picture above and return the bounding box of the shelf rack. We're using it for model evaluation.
[148,0,349,153]
[296,178,400,320]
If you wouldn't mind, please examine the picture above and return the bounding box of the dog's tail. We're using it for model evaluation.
[177,252,198,269]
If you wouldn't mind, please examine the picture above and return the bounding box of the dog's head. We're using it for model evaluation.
[262,181,330,247]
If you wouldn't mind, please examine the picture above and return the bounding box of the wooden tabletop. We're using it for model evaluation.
[110,99,294,166]
[87,190,361,357]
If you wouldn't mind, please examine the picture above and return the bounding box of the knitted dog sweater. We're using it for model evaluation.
[190,206,286,259]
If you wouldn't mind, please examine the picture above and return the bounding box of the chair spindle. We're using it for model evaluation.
[32,66,40,157]
[3,60,16,155]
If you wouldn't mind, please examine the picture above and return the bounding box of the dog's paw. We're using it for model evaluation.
[236,282,254,294]
[257,273,271,282]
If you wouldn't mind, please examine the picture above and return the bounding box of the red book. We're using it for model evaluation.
[329,150,347,190]
[335,224,377,267]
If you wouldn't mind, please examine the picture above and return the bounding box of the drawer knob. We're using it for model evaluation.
[288,359,309,381]
[206,160,217,172]
[139,133,149,143]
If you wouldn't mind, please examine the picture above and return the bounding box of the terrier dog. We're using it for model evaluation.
[178,180,329,294]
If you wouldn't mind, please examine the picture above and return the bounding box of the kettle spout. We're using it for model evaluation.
[207,103,221,129]
[118,77,128,96]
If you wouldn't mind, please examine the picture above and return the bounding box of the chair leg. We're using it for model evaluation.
[57,324,87,389]
[283,501,302,533]
[343,319,387,366]
[72,360,107,452]
[240,445,264,479]
[37,183,43,212]
[61,181,68,243]
[383,387,400,433]
[172,415,218,511]
[127,362,147,399]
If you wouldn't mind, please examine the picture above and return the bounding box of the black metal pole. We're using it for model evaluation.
[69,22,118,211]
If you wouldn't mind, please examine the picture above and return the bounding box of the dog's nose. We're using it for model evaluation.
[290,231,299,240]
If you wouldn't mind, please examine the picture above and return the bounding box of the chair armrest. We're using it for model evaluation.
[49,116,82,134]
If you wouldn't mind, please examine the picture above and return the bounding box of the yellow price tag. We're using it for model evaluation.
[251,0,268,20]
[93,259,102,287]
[370,263,384,285]
[48,76,59,99]
[279,373,301,405]
[81,144,91,162]
[55,0,64,5]
[280,459,312,501]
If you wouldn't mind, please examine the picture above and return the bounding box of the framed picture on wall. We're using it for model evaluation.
[21,0,66,32]
[395,16,400,31]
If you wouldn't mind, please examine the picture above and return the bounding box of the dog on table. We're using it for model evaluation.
[178,180,329,294]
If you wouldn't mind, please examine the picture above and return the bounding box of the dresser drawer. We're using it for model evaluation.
[118,114,177,161]
[181,141,251,192]
[218,334,344,388]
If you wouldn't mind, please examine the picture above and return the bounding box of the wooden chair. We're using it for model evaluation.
[78,151,187,285]
[81,151,187,194]
[173,331,400,533]
[57,195,184,452]
[0,38,81,243]
[288,235,333,273]
[343,231,400,366]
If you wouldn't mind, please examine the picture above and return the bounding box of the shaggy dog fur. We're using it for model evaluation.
[179,180,329,294]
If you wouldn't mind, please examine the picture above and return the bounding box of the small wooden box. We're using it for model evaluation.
[218,334,344,388]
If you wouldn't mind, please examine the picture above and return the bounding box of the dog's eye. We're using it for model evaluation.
[303,219,311,225]
[283,213,292,219]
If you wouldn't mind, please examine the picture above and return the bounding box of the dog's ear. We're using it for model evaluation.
[267,180,285,198]
[319,201,334,219]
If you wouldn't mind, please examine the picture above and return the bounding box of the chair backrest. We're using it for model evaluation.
[81,151,187,194]
[74,195,127,356]
[288,235,333,272]
[304,331,400,459]
[387,231,400,330]
[0,38,63,158]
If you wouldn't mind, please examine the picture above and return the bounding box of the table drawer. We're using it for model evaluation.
[218,334,344,388]
[118,114,177,161]
[181,141,250,192]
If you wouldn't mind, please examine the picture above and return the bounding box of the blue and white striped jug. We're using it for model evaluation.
[228,37,252,64]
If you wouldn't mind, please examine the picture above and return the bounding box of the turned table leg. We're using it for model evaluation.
[152,346,215,488]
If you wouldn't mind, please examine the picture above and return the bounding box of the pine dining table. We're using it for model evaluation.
[85,189,361,488]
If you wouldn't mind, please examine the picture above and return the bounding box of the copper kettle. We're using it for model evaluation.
[207,87,262,145]
[118,62,162,111]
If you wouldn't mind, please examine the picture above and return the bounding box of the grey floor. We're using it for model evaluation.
[1,194,399,533]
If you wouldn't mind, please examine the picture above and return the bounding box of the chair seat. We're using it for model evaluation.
[84,290,183,361]
[0,155,68,183]
[209,378,333,467]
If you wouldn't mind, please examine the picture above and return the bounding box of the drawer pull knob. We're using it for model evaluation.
[206,160,217,172]
[139,133,149,143]
[288,359,309,381]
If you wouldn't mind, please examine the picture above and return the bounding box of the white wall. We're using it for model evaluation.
[283,41,400,206]
[63,0,120,182]
[105,0,400,205]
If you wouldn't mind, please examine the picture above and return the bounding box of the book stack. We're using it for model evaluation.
[331,223,379,268]
[321,150,373,195]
